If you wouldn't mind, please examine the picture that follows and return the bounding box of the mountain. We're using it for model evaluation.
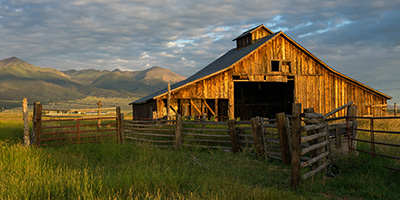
[0,57,186,108]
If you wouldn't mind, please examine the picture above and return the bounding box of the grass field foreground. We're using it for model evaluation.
[0,120,399,199]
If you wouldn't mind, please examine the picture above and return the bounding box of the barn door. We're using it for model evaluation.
[234,81,294,120]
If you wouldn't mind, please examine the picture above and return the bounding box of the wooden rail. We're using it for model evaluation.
[32,103,123,146]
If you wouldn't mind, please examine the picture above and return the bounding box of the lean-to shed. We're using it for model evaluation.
[130,25,391,120]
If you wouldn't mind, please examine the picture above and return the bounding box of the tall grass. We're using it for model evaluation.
[1,119,399,199]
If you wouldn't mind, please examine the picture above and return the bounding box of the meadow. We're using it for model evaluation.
[0,117,399,199]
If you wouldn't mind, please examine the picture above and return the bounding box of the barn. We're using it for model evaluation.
[130,25,391,120]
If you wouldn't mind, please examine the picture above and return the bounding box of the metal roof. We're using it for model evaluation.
[130,31,281,105]
[130,27,391,105]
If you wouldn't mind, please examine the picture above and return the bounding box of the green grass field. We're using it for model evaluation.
[1,119,399,199]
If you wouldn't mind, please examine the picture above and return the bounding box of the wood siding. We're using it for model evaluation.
[151,34,388,119]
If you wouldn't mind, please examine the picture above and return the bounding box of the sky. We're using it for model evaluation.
[1,0,400,104]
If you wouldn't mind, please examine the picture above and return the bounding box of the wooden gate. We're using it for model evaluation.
[32,103,123,146]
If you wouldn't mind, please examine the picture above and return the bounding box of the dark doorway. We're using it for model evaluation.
[234,81,294,120]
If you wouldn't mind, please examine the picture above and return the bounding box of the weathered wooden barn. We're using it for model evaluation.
[130,25,391,120]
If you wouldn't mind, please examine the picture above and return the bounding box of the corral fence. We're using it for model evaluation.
[347,115,400,172]
[29,100,389,189]
[123,102,360,189]
[289,102,357,188]
[124,116,255,152]
[31,102,124,146]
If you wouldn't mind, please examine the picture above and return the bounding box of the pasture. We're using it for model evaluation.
[0,117,399,199]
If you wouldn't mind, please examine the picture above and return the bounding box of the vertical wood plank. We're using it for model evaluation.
[228,70,234,119]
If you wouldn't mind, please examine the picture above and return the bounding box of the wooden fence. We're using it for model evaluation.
[31,103,124,146]
[289,102,358,188]
[124,116,239,151]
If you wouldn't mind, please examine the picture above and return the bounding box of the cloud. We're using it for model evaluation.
[1,0,400,101]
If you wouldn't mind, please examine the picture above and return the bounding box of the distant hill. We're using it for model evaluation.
[0,57,186,108]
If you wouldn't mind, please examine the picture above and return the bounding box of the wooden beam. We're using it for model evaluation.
[203,99,216,116]
[323,101,353,120]
[215,99,218,121]
[190,99,202,115]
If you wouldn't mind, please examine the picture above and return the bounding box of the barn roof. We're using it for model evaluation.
[130,27,391,105]
[130,31,281,105]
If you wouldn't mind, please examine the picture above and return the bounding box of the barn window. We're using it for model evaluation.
[271,61,280,72]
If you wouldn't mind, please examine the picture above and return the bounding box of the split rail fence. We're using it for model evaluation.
[28,100,365,188]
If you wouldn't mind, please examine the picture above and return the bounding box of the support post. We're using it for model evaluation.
[34,103,42,146]
[276,112,291,165]
[167,83,171,120]
[22,98,30,146]
[215,99,218,121]
[251,117,264,159]
[175,114,182,149]
[228,120,239,153]
[291,103,301,189]
[395,103,397,117]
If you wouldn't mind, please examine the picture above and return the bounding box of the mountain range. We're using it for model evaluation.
[0,57,186,108]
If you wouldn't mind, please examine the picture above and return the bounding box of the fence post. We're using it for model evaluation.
[34,103,42,146]
[371,118,375,159]
[116,107,122,144]
[395,103,397,117]
[175,114,182,149]
[347,105,358,151]
[120,113,125,144]
[228,120,240,153]
[291,103,301,189]
[276,112,291,165]
[251,117,264,159]
[22,98,30,146]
